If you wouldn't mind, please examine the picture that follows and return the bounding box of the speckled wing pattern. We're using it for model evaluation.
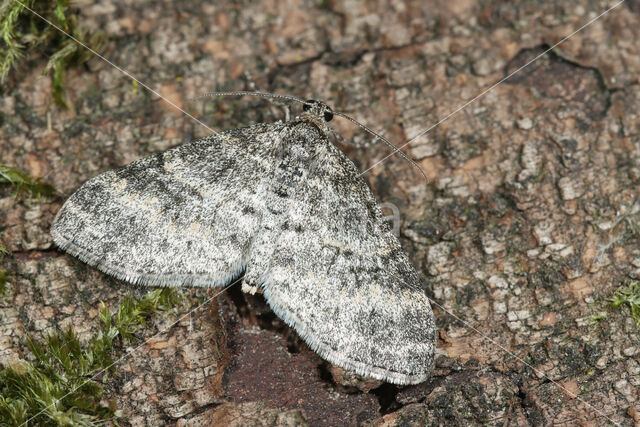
[51,111,436,385]
[52,122,282,288]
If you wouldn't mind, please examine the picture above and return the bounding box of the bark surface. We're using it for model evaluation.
[2,0,640,425]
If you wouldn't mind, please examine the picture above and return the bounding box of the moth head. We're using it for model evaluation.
[303,100,334,122]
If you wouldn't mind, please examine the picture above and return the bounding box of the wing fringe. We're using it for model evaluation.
[51,226,246,288]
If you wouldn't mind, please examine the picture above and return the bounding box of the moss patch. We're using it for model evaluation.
[0,164,57,198]
[0,288,183,425]
[608,281,640,327]
[0,269,7,296]
[0,0,105,107]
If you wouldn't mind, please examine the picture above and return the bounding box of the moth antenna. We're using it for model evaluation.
[192,91,311,106]
[333,111,429,185]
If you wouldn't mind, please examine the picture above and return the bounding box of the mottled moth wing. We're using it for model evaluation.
[51,122,285,287]
[52,113,436,385]
[252,119,436,385]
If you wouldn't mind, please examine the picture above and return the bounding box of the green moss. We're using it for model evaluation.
[102,288,183,343]
[0,0,105,107]
[0,164,57,198]
[0,288,183,425]
[0,269,7,295]
[609,282,640,327]
[587,311,608,328]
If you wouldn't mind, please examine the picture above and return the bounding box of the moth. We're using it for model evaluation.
[51,92,436,385]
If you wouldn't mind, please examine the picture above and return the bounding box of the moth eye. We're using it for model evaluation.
[323,109,334,122]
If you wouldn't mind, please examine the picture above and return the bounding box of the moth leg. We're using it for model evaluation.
[242,70,291,121]
[265,98,291,121]
[240,267,261,295]
[241,280,260,295]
